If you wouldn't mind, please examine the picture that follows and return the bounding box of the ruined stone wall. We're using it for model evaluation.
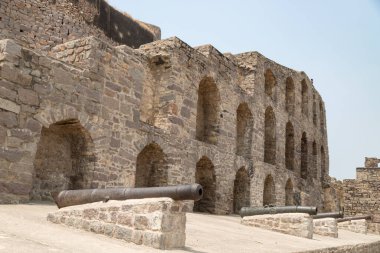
[343,167,380,217]
[0,0,159,52]
[0,0,329,213]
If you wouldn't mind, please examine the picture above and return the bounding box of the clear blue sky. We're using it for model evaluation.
[108,0,380,180]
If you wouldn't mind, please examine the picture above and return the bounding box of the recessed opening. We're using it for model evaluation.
[198,189,203,196]
[31,119,96,201]
[20,29,24,33]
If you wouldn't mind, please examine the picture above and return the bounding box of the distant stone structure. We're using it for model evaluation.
[0,0,329,214]
[343,157,380,234]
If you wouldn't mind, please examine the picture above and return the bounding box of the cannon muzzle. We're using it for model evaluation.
[239,206,318,217]
[53,184,203,208]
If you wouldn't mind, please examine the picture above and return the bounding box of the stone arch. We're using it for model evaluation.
[31,119,96,200]
[285,179,294,206]
[301,132,308,179]
[285,121,295,171]
[236,103,253,158]
[319,101,324,133]
[135,143,168,187]
[233,167,250,214]
[321,146,326,183]
[313,99,317,126]
[285,77,295,115]
[312,141,317,178]
[264,69,276,98]
[301,79,308,116]
[263,174,276,206]
[264,106,276,165]
[196,77,220,145]
[194,156,216,213]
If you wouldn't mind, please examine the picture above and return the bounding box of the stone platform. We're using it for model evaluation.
[1,204,380,253]
[47,198,186,249]
[241,213,313,239]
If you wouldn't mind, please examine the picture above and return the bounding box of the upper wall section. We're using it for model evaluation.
[0,0,160,51]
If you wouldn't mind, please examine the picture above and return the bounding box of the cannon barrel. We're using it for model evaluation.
[312,211,344,220]
[53,184,203,209]
[337,215,372,223]
[239,206,318,217]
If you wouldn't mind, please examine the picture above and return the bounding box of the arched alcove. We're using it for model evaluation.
[285,121,295,171]
[285,77,295,115]
[264,106,276,165]
[301,132,308,180]
[319,101,325,133]
[313,100,317,126]
[301,79,308,116]
[312,141,317,178]
[31,119,95,200]
[196,77,220,145]
[285,179,294,206]
[236,103,253,158]
[264,69,276,98]
[194,156,216,213]
[135,143,168,187]
[263,174,276,206]
[233,167,250,214]
[321,146,326,183]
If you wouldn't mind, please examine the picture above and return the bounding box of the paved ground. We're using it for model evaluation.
[1,203,380,253]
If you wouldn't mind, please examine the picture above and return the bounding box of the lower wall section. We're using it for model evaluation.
[47,198,186,249]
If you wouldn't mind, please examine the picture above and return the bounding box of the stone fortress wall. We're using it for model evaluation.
[0,0,160,51]
[0,0,330,214]
[343,158,380,216]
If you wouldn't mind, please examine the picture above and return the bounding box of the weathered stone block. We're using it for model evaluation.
[47,198,186,249]
[313,218,338,237]
[0,97,20,114]
[242,213,313,239]
[338,219,367,234]
[18,88,39,106]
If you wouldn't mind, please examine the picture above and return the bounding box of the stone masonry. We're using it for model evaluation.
[0,0,329,214]
[343,158,380,235]
[241,213,313,239]
[47,197,186,249]
[338,219,368,234]
[313,218,338,238]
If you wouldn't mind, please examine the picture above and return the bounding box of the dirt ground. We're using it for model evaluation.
[0,203,380,253]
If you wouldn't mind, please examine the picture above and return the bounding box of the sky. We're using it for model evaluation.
[108,0,380,180]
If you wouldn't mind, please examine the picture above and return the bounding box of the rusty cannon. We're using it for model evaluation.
[239,206,318,218]
[53,184,203,209]
[311,211,344,220]
[337,215,372,223]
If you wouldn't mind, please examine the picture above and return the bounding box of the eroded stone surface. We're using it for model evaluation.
[47,198,186,249]
[241,213,313,239]
[338,219,367,234]
[313,218,338,238]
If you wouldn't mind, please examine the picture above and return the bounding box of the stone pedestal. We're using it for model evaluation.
[368,222,380,235]
[338,219,367,234]
[241,213,313,239]
[313,218,338,237]
[47,197,186,249]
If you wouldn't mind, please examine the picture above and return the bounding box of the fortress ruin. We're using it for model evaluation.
[0,0,330,214]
